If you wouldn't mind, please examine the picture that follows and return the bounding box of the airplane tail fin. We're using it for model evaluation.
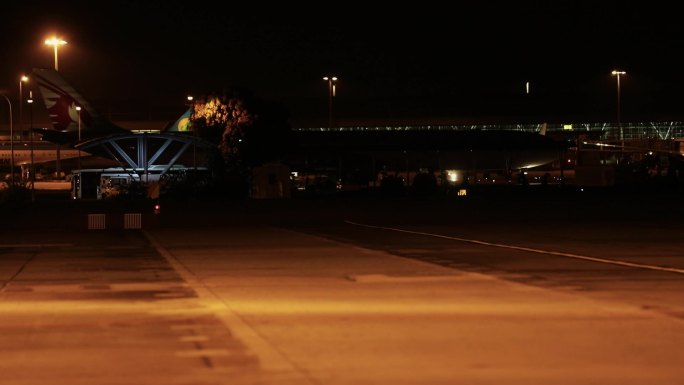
[539,122,547,136]
[164,107,193,132]
[32,68,125,141]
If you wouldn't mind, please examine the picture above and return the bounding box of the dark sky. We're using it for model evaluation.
[2,1,684,127]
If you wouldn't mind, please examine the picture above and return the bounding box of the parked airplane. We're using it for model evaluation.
[31,68,130,144]
[32,68,192,143]
[0,142,80,166]
[1,69,193,182]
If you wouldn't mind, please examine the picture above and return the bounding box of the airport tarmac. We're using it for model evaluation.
[2,195,684,384]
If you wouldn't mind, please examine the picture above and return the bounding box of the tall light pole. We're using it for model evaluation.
[611,70,626,145]
[322,76,337,128]
[44,37,67,71]
[186,95,197,172]
[76,106,82,170]
[45,37,67,178]
[19,75,28,147]
[1,94,14,187]
[28,92,35,201]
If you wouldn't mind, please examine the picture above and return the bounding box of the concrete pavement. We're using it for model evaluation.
[2,225,684,384]
[146,226,684,385]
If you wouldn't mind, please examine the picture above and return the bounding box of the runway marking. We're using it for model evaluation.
[345,221,684,275]
[0,251,39,292]
[143,230,312,379]
[0,243,72,248]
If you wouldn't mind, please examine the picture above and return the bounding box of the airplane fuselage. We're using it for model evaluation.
[0,141,83,166]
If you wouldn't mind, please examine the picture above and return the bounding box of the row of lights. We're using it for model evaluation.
[326,72,626,133]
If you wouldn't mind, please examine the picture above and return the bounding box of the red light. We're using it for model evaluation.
[154,204,160,214]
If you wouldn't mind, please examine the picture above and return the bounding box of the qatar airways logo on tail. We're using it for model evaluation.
[39,83,92,133]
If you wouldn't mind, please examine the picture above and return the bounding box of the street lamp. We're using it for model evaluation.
[19,75,28,147]
[76,106,81,170]
[611,70,626,145]
[45,37,67,178]
[186,96,197,171]
[322,76,338,128]
[1,94,14,187]
[28,92,35,201]
[44,37,67,71]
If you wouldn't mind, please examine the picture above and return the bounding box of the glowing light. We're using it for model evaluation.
[44,36,67,71]
[44,37,67,46]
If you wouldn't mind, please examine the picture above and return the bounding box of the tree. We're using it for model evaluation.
[189,88,292,196]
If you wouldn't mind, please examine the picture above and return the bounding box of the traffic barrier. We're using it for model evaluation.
[124,213,142,229]
[87,214,106,230]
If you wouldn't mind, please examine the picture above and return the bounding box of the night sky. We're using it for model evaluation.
[2,1,684,127]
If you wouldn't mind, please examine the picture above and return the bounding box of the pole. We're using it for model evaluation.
[1,95,14,187]
[19,80,23,144]
[77,107,81,171]
[53,45,59,71]
[327,79,332,128]
[45,38,65,178]
[323,76,337,128]
[19,80,23,184]
[29,93,35,201]
[616,73,623,148]
[611,70,626,145]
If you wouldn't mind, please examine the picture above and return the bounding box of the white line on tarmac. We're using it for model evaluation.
[0,243,73,248]
[345,221,684,275]
[143,230,314,382]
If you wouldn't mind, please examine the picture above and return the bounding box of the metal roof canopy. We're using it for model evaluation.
[75,132,213,177]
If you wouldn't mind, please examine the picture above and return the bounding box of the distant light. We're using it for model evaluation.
[648,151,653,155]
[44,37,67,46]
[457,189,467,196]
[187,95,194,101]
[525,81,530,94]
[446,170,458,182]
[27,99,33,104]
[563,124,573,130]
[75,106,81,111]
[20,75,29,82]
[611,70,626,76]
